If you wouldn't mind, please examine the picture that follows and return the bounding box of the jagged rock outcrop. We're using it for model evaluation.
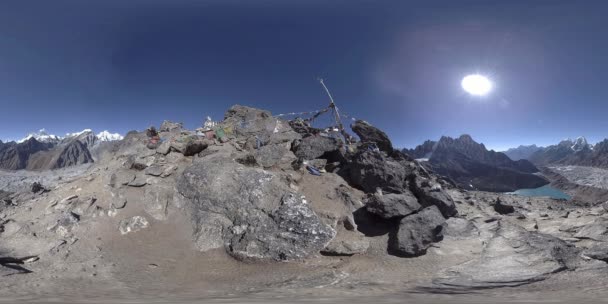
[351,120,393,154]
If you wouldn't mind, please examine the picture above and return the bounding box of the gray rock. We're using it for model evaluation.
[322,230,369,256]
[365,191,421,219]
[112,197,127,209]
[444,217,478,238]
[408,176,457,218]
[143,185,172,220]
[144,164,165,177]
[583,244,608,262]
[349,150,407,194]
[161,165,178,178]
[222,105,300,145]
[156,141,172,155]
[112,171,135,187]
[176,154,335,261]
[128,175,147,187]
[493,198,515,215]
[292,135,341,161]
[119,216,149,235]
[254,144,288,168]
[160,120,183,132]
[390,205,446,257]
[351,120,393,154]
[428,223,580,290]
[307,158,327,169]
[574,218,608,241]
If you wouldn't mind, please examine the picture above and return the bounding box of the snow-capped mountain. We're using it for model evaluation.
[96,131,124,142]
[571,136,593,152]
[16,128,123,144]
[65,129,93,138]
[17,129,61,144]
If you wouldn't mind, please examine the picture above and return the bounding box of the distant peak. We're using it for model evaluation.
[96,131,124,142]
[458,134,474,141]
[65,129,93,138]
[17,129,61,144]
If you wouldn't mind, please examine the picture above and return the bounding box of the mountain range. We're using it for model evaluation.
[0,129,123,171]
[504,136,608,168]
[405,134,549,192]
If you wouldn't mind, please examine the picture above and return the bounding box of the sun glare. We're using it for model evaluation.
[461,74,493,96]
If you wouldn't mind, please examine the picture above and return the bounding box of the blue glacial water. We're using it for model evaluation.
[509,184,571,200]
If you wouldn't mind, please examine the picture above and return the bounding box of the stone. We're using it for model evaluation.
[351,120,393,154]
[222,105,301,145]
[112,171,135,186]
[119,216,149,235]
[112,198,127,209]
[582,244,608,262]
[307,158,327,169]
[444,217,479,238]
[390,205,446,257]
[254,144,288,168]
[365,191,421,219]
[31,182,45,193]
[176,154,335,261]
[493,198,515,215]
[322,229,369,256]
[128,175,147,187]
[408,175,457,218]
[144,165,165,177]
[159,120,183,132]
[292,135,341,161]
[156,141,172,155]
[348,149,407,194]
[143,185,172,220]
[574,218,608,241]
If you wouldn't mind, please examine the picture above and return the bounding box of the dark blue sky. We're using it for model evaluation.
[1,0,608,150]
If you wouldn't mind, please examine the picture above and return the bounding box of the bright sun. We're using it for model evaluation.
[461,74,493,96]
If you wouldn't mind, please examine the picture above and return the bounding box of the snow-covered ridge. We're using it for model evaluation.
[17,128,123,143]
[17,129,61,144]
[96,131,124,142]
[65,129,93,138]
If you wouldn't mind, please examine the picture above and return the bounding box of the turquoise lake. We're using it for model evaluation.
[509,185,571,200]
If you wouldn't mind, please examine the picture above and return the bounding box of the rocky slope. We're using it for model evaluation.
[3,106,608,302]
[503,144,542,161]
[406,135,548,192]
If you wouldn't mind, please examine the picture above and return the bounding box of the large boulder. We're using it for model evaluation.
[429,222,580,290]
[170,138,208,156]
[351,120,393,154]
[390,205,446,257]
[176,154,335,261]
[222,105,301,145]
[348,150,407,194]
[408,175,457,218]
[292,135,341,161]
[365,191,421,219]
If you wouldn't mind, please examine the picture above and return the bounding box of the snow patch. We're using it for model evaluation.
[96,131,124,142]
[17,129,61,144]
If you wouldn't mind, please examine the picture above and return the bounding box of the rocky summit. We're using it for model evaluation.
[2,105,608,302]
